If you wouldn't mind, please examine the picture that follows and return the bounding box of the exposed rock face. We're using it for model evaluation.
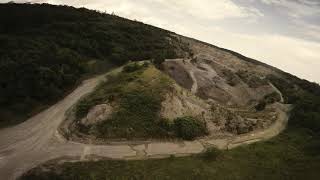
[163,33,286,108]
[80,104,113,126]
[163,58,276,107]
[161,37,286,136]
[208,104,277,135]
[225,116,256,134]
[160,84,212,121]
[162,60,193,90]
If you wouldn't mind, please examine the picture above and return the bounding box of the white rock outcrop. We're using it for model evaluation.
[80,104,113,126]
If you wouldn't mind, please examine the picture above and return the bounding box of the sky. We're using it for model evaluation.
[4,0,320,83]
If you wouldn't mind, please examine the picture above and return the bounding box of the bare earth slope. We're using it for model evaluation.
[164,36,283,107]
[0,37,291,180]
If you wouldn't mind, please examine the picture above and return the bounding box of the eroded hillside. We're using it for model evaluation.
[58,36,290,143]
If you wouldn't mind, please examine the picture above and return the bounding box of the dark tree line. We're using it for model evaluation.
[0,3,177,126]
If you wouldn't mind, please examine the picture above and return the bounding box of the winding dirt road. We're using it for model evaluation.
[0,68,290,180]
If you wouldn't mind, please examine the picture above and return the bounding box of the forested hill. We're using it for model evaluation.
[0,3,181,127]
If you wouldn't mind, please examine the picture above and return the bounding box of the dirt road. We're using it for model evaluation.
[0,69,290,180]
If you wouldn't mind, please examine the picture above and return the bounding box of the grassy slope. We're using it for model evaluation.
[74,63,207,140]
[21,130,320,180]
[75,63,175,139]
[0,3,178,128]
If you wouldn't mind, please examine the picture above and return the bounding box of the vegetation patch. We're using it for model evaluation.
[264,92,281,104]
[173,116,208,140]
[156,116,209,140]
[236,70,268,88]
[0,3,181,128]
[201,147,222,161]
[221,69,240,86]
[254,101,267,111]
[75,63,170,139]
[255,89,282,111]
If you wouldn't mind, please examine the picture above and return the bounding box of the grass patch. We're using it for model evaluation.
[97,90,166,139]
[75,63,177,139]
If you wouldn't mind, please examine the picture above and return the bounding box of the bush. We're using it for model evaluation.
[236,70,267,88]
[152,53,166,69]
[158,118,173,132]
[264,92,281,104]
[202,147,222,161]
[255,100,266,111]
[122,63,143,73]
[173,116,207,140]
[290,94,320,132]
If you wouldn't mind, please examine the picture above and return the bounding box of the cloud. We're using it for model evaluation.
[260,0,320,18]
[155,0,263,20]
[291,19,320,41]
[10,0,263,20]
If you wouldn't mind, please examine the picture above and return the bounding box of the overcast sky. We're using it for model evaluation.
[4,0,320,83]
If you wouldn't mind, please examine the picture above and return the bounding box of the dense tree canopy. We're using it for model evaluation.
[0,3,178,127]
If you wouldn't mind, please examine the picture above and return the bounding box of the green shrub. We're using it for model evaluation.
[264,92,281,104]
[152,55,165,68]
[255,100,266,111]
[122,63,143,73]
[158,118,173,132]
[173,116,208,140]
[202,147,222,161]
[236,70,267,88]
[142,62,150,67]
[290,94,320,132]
